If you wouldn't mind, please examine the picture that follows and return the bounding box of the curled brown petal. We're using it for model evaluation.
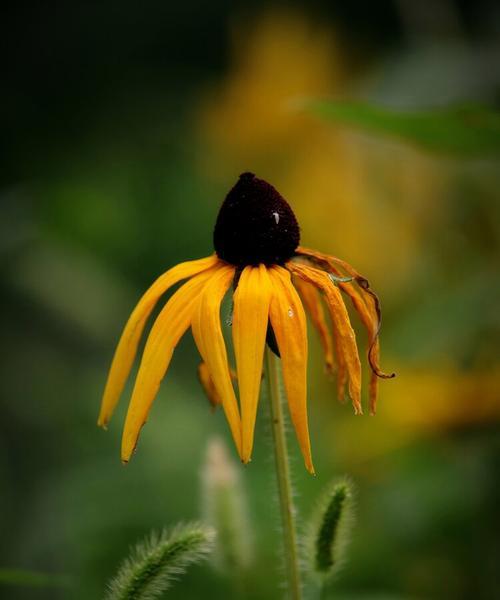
[296,246,395,381]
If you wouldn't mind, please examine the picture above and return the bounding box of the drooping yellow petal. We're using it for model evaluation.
[197,362,221,410]
[191,265,243,458]
[296,246,394,380]
[333,333,348,405]
[99,254,219,428]
[296,246,363,279]
[268,266,314,474]
[289,263,362,415]
[338,282,380,414]
[340,280,394,380]
[294,276,335,376]
[294,262,347,403]
[121,269,215,462]
[197,362,238,410]
[233,264,272,463]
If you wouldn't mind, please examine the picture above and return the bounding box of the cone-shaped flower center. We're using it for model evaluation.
[214,172,300,266]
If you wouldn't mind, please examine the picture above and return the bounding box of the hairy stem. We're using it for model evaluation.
[265,348,302,600]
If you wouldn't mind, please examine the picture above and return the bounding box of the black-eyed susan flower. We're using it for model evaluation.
[98,172,394,473]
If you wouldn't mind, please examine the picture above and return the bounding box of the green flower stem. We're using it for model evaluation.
[265,348,302,600]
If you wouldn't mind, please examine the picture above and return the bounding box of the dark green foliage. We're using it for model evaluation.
[0,569,71,589]
[305,100,500,156]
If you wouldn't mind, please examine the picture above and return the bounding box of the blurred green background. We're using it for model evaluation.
[1,1,499,598]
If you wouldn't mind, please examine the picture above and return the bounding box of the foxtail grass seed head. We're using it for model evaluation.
[305,479,354,581]
[99,172,393,472]
[105,523,215,600]
[201,436,252,573]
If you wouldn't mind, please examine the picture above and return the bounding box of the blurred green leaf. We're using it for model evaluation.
[305,100,500,156]
[0,568,71,589]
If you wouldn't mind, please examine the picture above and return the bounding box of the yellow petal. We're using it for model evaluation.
[197,362,221,410]
[294,264,347,403]
[191,265,243,458]
[268,266,314,474]
[294,276,335,375]
[296,246,362,278]
[338,282,380,414]
[296,246,394,381]
[289,263,362,415]
[334,337,348,405]
[197,362,238,410]
[98,254,219,428]
[233,264,272,463]
[121,269,215,462]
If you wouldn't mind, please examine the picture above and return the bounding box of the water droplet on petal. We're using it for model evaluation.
[287,308,294,318]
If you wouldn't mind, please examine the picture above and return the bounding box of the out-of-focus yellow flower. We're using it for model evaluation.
[98,173,393,473]
[200,11,340,158]
[329,365,500,466]
[384,366,500,431]
[197,10,446,291]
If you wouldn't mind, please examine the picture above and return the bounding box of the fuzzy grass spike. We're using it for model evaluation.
[105,523,215,600]
[305,479,354,582]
